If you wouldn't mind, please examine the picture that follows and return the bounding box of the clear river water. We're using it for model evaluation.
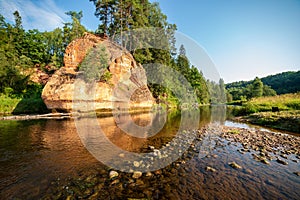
[0,106,299,199]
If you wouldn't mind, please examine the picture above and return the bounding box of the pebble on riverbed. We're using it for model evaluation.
[45,124,300,199]
[132,171,142,179]
[109,171,119,179]
[293,172,300,176]
[133,161,140,167]
[205,166,217,172]
[260,158,270,165]
[220,125,300,168]
[229,162,242,169]
[276,158,288,165]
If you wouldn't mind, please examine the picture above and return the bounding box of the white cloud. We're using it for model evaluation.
[0,0,67,31]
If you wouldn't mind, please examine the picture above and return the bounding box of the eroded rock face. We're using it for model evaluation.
[42,33,154,112]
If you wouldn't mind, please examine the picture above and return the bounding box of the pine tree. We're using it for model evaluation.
[219,78,226,103]
[63,11,86,47]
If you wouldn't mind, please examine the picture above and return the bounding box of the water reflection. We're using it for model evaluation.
[74,108,200,172]
[0,106,298,199]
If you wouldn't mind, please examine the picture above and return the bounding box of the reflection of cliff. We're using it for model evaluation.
[42,32,154,112]
[98,113,153,152]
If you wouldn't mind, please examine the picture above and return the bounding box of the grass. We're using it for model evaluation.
[230,93,300,133]
[231,93,300,116]
[0,94,49,115]
[0,95,21,114]
[248,93,300,111]
[245,111,300,133]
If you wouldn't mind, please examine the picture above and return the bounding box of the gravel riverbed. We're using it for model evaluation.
[41,124,300,199]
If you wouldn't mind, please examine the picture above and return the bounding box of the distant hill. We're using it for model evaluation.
[226,70,300,94]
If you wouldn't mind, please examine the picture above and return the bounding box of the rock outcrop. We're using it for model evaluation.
[42,33,154,112]
[30,66,50,85]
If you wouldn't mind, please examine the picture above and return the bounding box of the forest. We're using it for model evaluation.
[0,0,227,114]
[226,71,300,101]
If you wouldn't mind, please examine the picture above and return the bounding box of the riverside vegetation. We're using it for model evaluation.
[0,1,227,115]
[230,93,300,133]
[0,1,299,199]
[226,73,300,133]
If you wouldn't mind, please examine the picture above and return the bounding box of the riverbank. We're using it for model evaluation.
[235,110,300,133]
[0,108,156,121]
[0,95,49,115]
[43,124,300,199]
[229,93,300,133]
[219,125,300,163]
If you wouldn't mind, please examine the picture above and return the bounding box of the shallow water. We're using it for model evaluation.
[224,120,298,135]
[0,106,299,199]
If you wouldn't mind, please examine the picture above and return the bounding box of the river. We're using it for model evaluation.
[0,106,299,199]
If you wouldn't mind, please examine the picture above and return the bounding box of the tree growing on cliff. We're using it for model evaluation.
[79,44,110,83]
[90,0,213,105]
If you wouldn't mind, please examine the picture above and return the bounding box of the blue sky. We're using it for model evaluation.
[0,0,299,83]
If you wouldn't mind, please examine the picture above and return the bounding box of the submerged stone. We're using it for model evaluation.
[205,166,217,172]
[276,159,288,165]
[229,162,242,169]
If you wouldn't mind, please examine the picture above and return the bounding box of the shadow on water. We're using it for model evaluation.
[12,97,49,115]
[0,105,299,199]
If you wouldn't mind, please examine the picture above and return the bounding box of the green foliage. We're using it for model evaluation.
[246,111,300,133]
[261,71,300,94]
[231,93,300,116]
[0,94,21,114]
[188,66,210,104]
[0,10,88,105]
[251,77,263,98]
[0,93,48,114]
[227,71,300,100]
[207,79,227,104]
[263,85,276,96]
[226,91,233,102]
[226,77,277,101]
[12,97,49,114]
[79,44,110,83]
[63,11,87,44]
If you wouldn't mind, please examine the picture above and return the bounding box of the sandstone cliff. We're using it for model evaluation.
[42,33,154,112]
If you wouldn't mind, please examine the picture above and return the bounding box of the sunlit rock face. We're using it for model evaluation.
[42,32,154,112]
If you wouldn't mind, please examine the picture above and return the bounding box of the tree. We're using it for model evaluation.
[0,10,88,97]
[79,44,110,83]
[13,11,22,29]
[176,45,190,79]
[22,29,47,65]
[89,0,116,34]
[44,28,64,68]
[218,78,226,103]
[263,85,276,96]
[0,12,29,95]
[188,66,209,104]
[179,44,186,56]
[63,11,87,47]
[251,77,263,98]
[89,0,212,105]
[226,91,233,102]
